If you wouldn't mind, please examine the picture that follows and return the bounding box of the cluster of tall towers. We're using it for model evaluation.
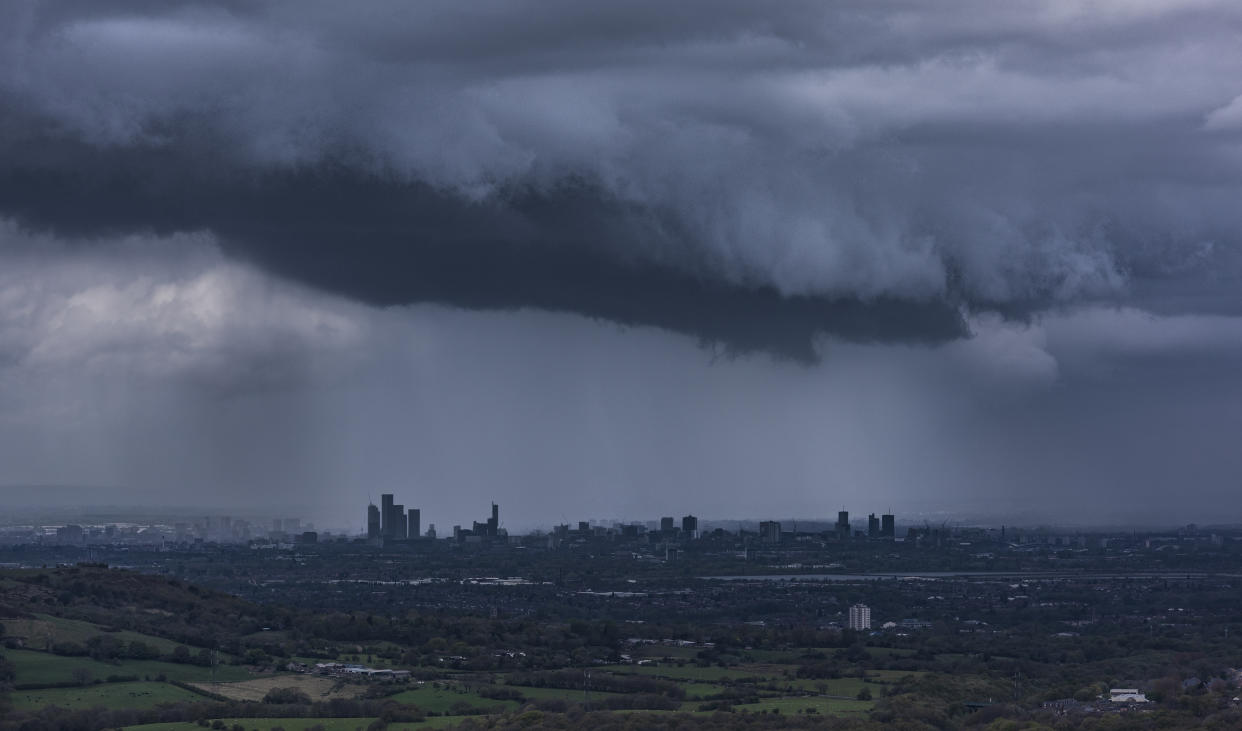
[368,493,421,541]
[836,510,896,539]
[866,512,896,538]
[471,502,500,538]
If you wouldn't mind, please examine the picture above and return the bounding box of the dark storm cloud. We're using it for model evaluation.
[0,119,963,362]
[2,0,1242,359]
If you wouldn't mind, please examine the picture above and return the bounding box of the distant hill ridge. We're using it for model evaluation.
[0,565,273,652]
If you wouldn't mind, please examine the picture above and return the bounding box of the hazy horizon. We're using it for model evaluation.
[2,2,1242,527]
[0,484,1233,537]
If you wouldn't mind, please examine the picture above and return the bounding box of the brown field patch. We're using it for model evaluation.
[191,673,360,702]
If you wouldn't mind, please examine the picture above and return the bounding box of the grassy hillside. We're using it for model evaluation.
[11,681,204,710]
[7,647,251,685]
[5,614,184,655]
[124,718,462,731]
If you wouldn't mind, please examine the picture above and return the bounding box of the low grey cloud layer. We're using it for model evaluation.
[1,2,1241,525]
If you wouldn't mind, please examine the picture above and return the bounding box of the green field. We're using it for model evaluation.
[388,683,519,714]
[781,676,876,695]
[600,662,793,682]
[863,669,926,682]
[6,614,189,655]
[739,649,803,663]
[4,643,916,724]
[628,644,701,660]
[12,681,204,710]
[498,684,623,703]
[9,647,253,685]
[735,696,874,716]
[741,647,917,663]
[126,717,462,731]
[677,681,726,699]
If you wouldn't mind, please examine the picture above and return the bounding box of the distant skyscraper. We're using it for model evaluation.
[868,513,880,538]
[681,515,698,538]
[471,502,500,538]
[381,494,394,538]
[881,513,895,539]
[660,516,675,532]
[759,520,782,543]
[408,508,420,540]
[837,511,849,538]
[393,503,406,539]
[848,603,872,631]
[367,504,380,539]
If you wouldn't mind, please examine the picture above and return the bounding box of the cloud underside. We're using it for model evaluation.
[0,138,966,361]
[1,1,1241,360]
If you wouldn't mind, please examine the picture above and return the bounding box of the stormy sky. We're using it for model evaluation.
[2,1,1241,530]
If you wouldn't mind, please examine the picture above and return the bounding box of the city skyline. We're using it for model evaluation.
[6,484,1242,537]
[13,495,1242,548]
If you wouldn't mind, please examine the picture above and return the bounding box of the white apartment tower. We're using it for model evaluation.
[848,603,872,631]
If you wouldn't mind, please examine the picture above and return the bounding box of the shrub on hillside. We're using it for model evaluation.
[262,686,312,704]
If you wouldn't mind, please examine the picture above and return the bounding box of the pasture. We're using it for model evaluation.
[388,682,519,714]
[600,661,795,683]
[7,647,252,685]
[125,717,461,731]
[5,614,189,655]
[11,681,203,710]
[735,695,874,716]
